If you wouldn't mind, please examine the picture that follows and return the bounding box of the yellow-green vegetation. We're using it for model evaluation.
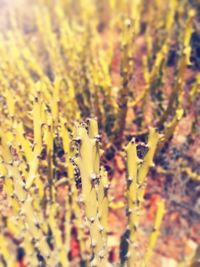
[0,0,199,266]
[126,128,161,267]
[0,115,164,266]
